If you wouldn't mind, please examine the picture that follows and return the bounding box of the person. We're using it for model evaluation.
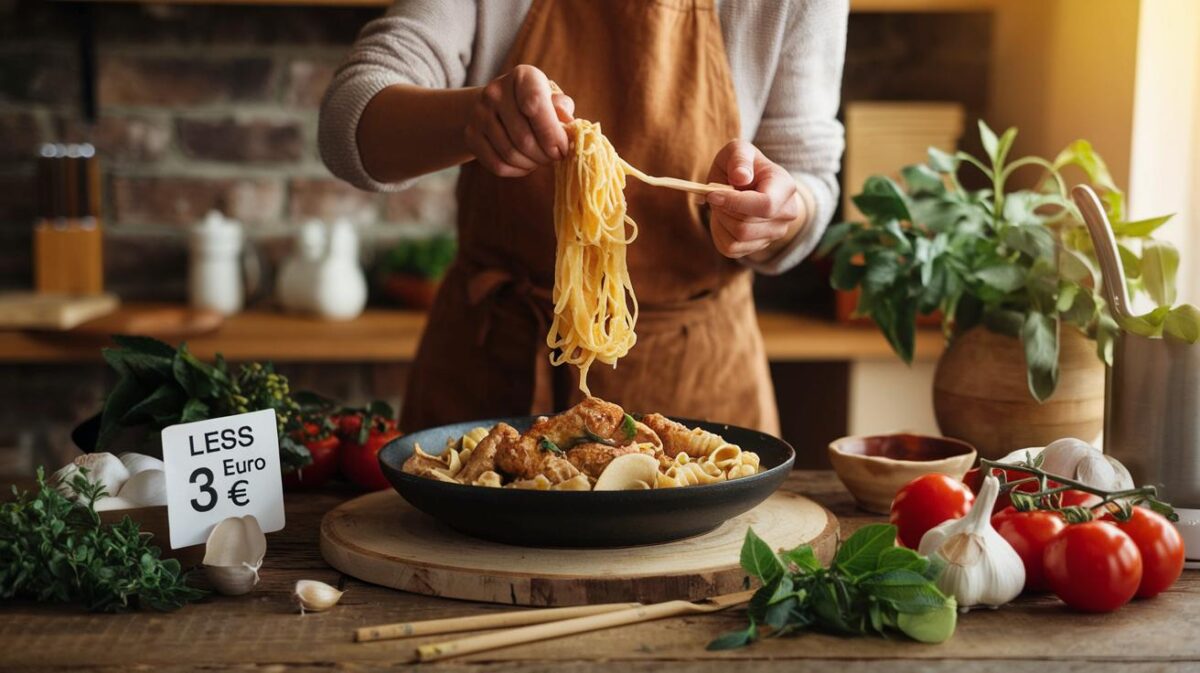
[319,0,847,435]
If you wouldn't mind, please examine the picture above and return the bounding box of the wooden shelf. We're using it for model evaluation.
[0,304,943,364]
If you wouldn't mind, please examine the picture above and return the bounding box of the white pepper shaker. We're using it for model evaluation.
[189,210,244,315]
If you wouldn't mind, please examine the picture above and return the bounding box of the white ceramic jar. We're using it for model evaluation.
[189,211,244,315]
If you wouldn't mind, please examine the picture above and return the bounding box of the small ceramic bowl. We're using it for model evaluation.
[828,433,977,514]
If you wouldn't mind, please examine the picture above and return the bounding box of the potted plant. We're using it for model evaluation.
[820,121,1179,458]
[373,233,456,310]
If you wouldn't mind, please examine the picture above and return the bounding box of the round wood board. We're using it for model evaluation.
[320,489,839,606]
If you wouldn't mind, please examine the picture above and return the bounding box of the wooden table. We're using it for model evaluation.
[3,471,1195,672]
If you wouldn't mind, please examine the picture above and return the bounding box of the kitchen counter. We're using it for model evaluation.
[2,470,1195,672]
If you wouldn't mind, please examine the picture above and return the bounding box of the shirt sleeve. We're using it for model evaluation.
[318,0,477,193]
[742,0,848,275]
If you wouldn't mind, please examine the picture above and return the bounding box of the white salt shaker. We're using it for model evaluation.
[189,210,244,315]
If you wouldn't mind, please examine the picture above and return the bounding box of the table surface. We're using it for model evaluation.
[1,470,1195,672]
[0,304,945,364]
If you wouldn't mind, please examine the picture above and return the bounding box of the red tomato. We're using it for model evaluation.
[282,423,340,490]
[340,427,401,491]
[1058,489,1103,510]
[964,467,1059,513]
[992,507,1066,592]
[890,474,975,548]
[1043,521,1143,612]
[1116,507,1184,598]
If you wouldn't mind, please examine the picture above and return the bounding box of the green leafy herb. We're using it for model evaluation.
[97,336,312,470]
[710,525,955,649]
[0,469,206,612]
[820,120,1188,401]
[375,234,456,280]
[538,437,563,454]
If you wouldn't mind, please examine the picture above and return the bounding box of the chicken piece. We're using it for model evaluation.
[642,413,726,459]
[528,397,627,447]
[566,442,638,479]
[458,423,519,484]
[630,420,663,451]
[495,431,583,484]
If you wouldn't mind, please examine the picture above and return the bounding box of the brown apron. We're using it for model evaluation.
[401,0,780,435]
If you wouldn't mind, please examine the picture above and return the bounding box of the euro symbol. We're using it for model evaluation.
[227,480,250,507]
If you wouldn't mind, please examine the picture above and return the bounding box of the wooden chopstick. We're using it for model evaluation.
[621,159,732,196]
[355,601,639,642]
[413,590,755,663]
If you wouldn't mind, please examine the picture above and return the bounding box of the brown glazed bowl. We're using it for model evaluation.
[828,433,977,514]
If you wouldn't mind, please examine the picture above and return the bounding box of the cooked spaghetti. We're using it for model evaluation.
[546,119,638,395]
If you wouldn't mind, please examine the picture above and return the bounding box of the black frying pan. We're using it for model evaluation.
[377,416,795,548]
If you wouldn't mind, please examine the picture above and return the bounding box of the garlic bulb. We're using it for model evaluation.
[117,469,168,507]
[52,453,130,503]
[1039,438,1133,491]
[118,452,164,476]
[203,515,267,596]
[293,580,343,614]
[918,475,1024,610]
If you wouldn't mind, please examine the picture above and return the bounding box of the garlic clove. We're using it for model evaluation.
[53,453,131,503]
[293,579,343,614]
[118,452,165,476]
[92,495,138,512]
[203,515,267,568]
[117,469,168,507]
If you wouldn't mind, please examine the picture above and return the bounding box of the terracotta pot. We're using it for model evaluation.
[933,325,1105,459]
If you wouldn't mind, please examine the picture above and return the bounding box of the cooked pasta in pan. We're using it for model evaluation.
[400,398,763,491]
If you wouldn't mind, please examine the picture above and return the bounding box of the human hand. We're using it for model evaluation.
[465,64,575,177]
[705,140,805,260]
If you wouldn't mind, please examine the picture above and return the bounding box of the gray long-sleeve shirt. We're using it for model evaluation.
[319,0,847,274]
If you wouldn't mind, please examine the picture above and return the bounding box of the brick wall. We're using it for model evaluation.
[0,1,991,474]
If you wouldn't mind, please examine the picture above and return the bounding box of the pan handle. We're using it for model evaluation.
[1071,185,1133,324]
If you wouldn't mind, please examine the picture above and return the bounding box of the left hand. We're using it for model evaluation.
[705,140,805,260]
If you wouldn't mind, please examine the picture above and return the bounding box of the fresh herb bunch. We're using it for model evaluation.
[983,453,1177,524]
[98,335,311,469]
[709,524,956,649]
[0,469,205,612]
[377,234,456,280]
[820,121,1193,401]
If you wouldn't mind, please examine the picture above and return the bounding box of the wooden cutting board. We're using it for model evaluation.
[320,489,838,607]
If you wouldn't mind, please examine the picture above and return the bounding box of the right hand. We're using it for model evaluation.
[465,64,576,177]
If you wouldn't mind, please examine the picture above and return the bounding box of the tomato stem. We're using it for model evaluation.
[979,458,1175,521]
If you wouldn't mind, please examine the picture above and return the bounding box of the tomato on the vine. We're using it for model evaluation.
[890,473,975,548]
[963,467,1059,513]
[992,507,1066,592]
[282,421,340,490]
[1043,521,1142,612]
[1057,489,1103,511]
[335,403,401,491]
[1116,506,1184,598]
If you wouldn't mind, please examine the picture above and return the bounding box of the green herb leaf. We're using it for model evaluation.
[110,334,177,359]
[852,176,911,222]
[581,426,618,447]
[780,545,821,572]
[834,524,897,577]
[978,119,1000,162]
[621,414,637,440]
[707,619,758,651]
[876,546,929,574]
[1021,311,1060,402]
[739,528,785,584]
[861,570,948,614]
[1164,304,1200,344]
[538,437,563,455]
[928,147,958,173]
[974,265,1025,293]
[1142,239,1181,307]
[1112,214,1172,238]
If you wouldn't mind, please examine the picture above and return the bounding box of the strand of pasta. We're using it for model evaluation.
[547,119,639,395]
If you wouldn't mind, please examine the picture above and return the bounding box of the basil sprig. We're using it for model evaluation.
[709,524,956,649]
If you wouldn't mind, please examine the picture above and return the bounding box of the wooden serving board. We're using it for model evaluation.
[320,489,838,607]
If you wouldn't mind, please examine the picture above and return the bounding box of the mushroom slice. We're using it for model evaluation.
[593,453,660,491]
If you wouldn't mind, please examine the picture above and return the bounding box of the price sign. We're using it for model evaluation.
[161,409,285,549]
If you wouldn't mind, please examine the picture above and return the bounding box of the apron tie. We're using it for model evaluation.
[466,267,557,414]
